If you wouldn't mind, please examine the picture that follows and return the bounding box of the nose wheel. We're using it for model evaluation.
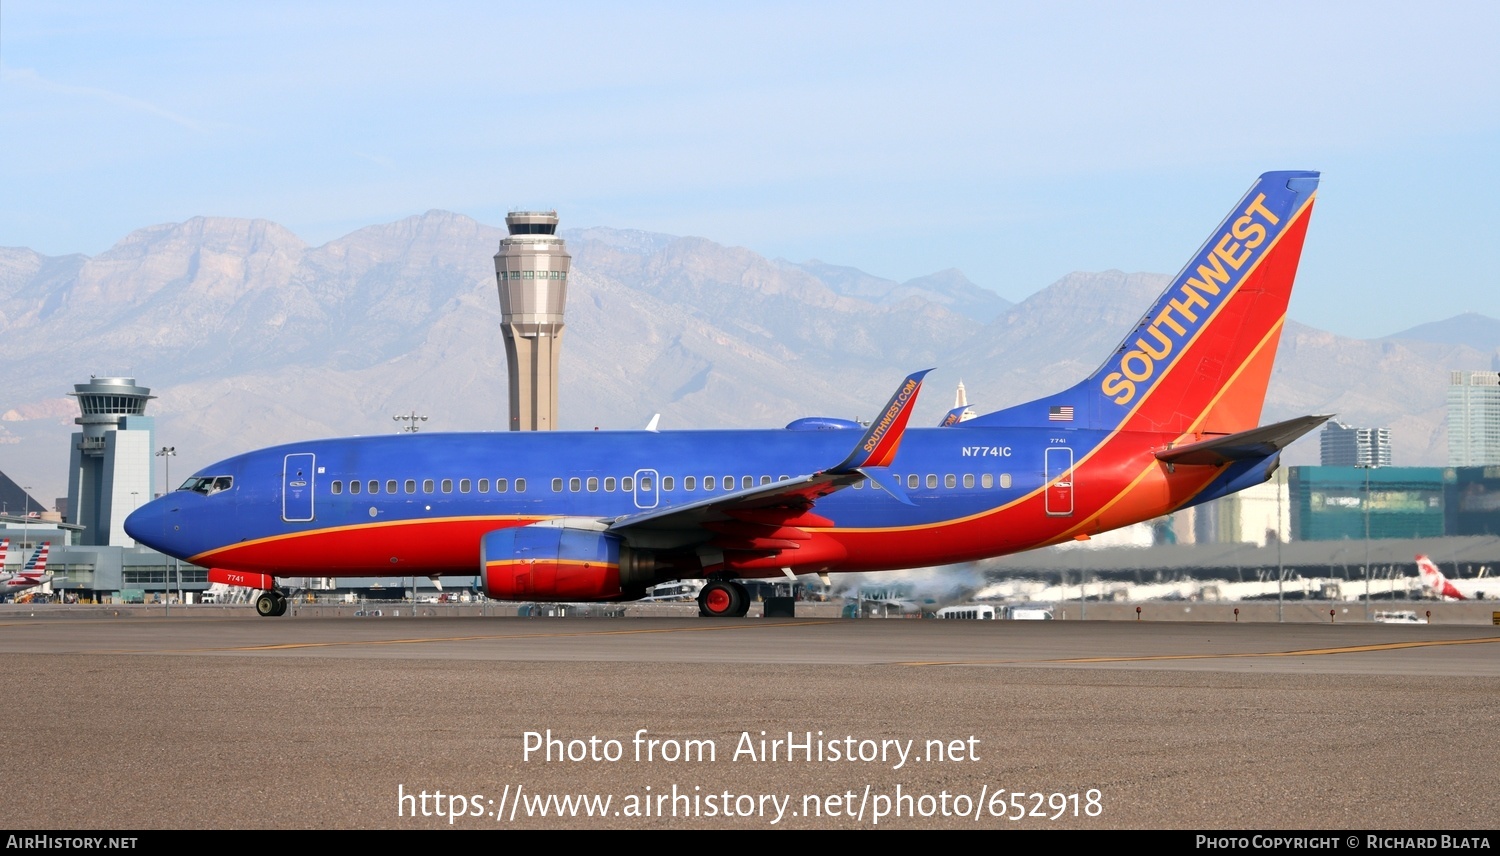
[698,580,750,618]
[255,591,289,617]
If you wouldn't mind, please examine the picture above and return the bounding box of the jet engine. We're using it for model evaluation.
[480,521,661,601]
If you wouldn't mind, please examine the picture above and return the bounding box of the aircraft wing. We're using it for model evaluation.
[607,370,931,547]
[1155,414,1332,466]
[608,470,862,534]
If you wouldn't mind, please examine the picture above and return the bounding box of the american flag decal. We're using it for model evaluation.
[1048,405,1074,422]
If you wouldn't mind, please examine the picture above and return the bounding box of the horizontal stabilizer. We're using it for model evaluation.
[1155,414,1332,466]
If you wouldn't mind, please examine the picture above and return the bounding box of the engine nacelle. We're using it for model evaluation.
[480,523,659,601]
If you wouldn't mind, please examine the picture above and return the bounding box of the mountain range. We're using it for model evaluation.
[2,211,1498,504]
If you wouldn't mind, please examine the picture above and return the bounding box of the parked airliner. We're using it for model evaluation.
[1417,555,1494,600]
[1,542,54,599]
[126,171,1325,618]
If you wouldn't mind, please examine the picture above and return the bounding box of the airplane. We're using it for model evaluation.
[1,542,55,599]
[1416,555,1494,601]
[125,170,1325,619]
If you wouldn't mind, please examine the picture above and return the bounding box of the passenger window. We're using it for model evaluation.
[741,476,752,489]
[457,479,469,493]
[423,479,435,493]
[497,478,508,493]
[516,478,526,492]
[368,480,379,494]
[853,480,864,489]
[685,476,696,491]
[639,476,653,491]
[982,474,993,489]
[760,476,771,486]
[907,474,919,490]
[963,474,974,489]
[662,476,673,491]
[350,480,362,495]
[604,477,616,492]
[387,480,398,494]
[569,477,581,492]
[623,477,634,491]
[944,474,956,489]
[405,479,416,494]
[442,479,453,493]
[587,477,598,492]
[552,478,563,492]
[1000,473,1012,488]
[332,481,343,495]
[704,476,716,490]
[723,475,733,490]
[478,479,490,493]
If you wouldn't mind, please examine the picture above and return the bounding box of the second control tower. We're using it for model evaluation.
[494,211,571,431]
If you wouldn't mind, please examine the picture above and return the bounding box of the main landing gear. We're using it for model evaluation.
[698,579,750,618]
[255,590,289,617]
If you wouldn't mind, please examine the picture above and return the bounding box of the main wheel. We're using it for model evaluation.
[730,582,751,617]
[271,595,288,617]
[256,592,279,617]
[698,581,744,618]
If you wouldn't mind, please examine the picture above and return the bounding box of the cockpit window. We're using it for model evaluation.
[179,476,234,495]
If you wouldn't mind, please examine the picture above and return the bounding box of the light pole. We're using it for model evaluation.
[1277,470,1285,623]
[157,447,181,604]
[21,486,32,552]
[157,447,175,497]
[1358,462,1376,621]
[394,412,428,433]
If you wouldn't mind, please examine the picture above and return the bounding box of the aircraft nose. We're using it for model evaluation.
[124,497,175,554]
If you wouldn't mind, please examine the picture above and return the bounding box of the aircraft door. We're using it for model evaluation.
[633,468,659,510]
[283,453,316,522]
[1045,447,1074,517]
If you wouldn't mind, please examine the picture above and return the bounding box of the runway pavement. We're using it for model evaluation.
[3,609,1498,830]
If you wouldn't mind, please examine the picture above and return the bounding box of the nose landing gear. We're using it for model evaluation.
[255,590,289,617]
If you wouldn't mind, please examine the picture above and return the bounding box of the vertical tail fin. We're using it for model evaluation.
[1417,555,1466,600]
[970,171,1319,435]
[23,542,49,577]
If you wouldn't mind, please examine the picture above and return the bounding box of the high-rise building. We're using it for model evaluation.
[65,377,155,546]
[1448,370,1500,466]
[494,211,571,431]
[1319,419,1392,467]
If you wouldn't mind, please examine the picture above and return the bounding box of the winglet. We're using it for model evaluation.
[858,467,915,505]
[832,369,931,473]
[937,406,968,427]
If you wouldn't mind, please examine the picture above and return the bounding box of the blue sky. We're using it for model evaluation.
[3,1,1497,339]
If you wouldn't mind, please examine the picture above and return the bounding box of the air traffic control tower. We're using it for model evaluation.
[66,377,155,546]
[494,211,571,431]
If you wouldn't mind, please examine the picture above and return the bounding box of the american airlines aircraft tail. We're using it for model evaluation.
[23,541,49,576]
[2,542,53,598]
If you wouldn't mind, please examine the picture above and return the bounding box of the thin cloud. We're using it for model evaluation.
[2,64,208,133]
